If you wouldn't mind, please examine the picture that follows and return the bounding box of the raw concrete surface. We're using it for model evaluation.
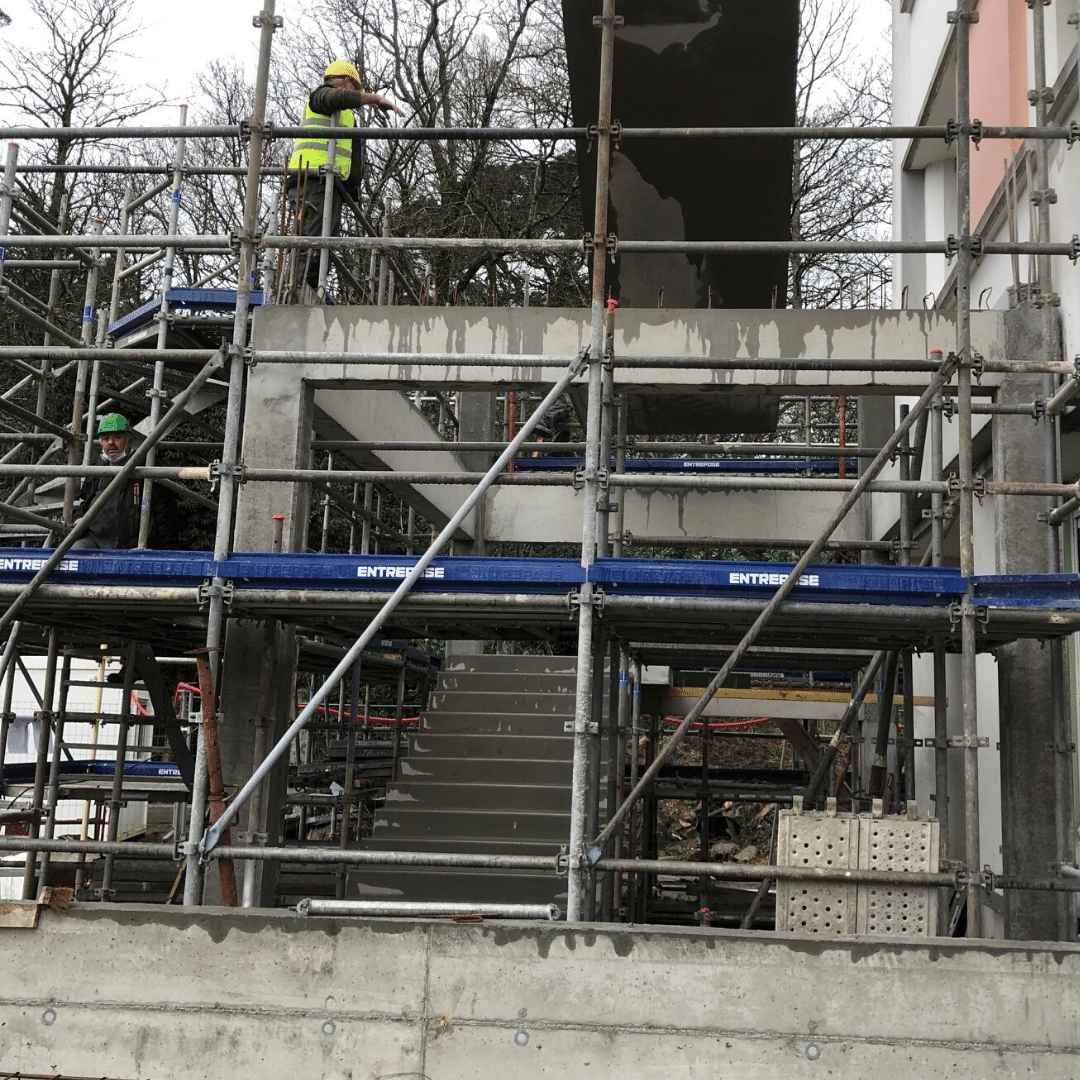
[2,904,1080,1078]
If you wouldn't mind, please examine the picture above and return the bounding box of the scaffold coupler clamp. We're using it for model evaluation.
[571,347,590,376]
[197,578,235,608]
[239,117,274,143]
[253,10,284,29]
[1070,235,1080,264]
[1031,397,1046,422]
[556,846,569,877]
[944,234,959,262]
[944,120,960,148]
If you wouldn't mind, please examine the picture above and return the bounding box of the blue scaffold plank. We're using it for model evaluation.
[513,456,857,475]
[218,552,585,593]
[590,559,967,606]
[106,288,265,337]
[0,549,212,586]
[2,759,181,782]
[972,574,1080,609]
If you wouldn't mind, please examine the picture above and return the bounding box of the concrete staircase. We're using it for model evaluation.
[348,653,583,908]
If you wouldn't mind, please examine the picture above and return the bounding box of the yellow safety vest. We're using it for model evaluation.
[288,99,356,179]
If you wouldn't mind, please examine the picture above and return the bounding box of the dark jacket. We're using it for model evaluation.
[305,84,367,196]
[77,466,182,550]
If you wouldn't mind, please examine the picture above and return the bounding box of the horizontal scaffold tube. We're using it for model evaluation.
[237,468,948,494]
[1,836,1077,896]
[0,464,212,481]
[0,122,1071,143]
[296,899,561,919]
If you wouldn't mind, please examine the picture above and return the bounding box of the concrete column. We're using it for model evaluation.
[995,303,1066,940]
[205,620,295,907]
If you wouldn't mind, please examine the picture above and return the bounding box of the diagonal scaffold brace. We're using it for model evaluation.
[197,349,590,861]
[583,349,961,866]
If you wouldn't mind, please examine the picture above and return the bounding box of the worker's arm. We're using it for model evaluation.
[309,85,405,118]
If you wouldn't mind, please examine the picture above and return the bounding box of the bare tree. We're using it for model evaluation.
[790,0,892,309]
[0,0,164,226]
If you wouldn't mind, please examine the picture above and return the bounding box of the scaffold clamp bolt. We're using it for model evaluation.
[944,120,960,146]
[945,234,959,260]
[1070,236,1080,263]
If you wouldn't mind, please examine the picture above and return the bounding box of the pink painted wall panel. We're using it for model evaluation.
[969,0,1027,224]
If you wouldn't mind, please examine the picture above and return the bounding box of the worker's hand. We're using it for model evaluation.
[371,94,405,118]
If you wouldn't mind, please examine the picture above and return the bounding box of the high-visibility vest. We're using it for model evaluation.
[288,98,356,179]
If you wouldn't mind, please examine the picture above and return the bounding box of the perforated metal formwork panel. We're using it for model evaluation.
[856,816,940,936]
[775,810,859,934]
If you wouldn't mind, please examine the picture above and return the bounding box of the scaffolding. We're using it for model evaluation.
[0,0,1078,940]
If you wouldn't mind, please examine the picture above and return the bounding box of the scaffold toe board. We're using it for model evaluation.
[590,558,966,605]
[512,455,857,475]
[972,574,1080,609]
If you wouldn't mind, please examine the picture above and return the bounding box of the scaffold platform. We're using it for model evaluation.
[0,549,1077,656]
[2,548,1078,607]
[105,288,265,339]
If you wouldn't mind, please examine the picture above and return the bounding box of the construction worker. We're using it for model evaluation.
[287,60,404,294]
[72,413,181,550]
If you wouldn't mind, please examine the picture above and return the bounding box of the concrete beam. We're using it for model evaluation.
[4,906,1080,1079]
[250,306,1007,396]
[487,486,867,545]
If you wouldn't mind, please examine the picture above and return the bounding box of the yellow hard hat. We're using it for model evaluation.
[324,60,362,87]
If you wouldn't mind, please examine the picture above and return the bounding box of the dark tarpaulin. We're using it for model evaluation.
[562,0,799,311]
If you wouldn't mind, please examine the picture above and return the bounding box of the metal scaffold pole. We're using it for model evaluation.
[182,0,280,907]
[954,0,982,938]
[566,0,617,924]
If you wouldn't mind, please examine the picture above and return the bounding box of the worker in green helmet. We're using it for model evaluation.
[287,60,404,294]
[72,413,181,550]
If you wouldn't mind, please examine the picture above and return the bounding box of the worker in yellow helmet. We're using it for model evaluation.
[287,61,404,294]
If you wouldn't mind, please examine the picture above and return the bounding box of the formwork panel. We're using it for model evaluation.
[776,810,859,934]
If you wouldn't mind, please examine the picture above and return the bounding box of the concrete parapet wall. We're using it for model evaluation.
[1,905,1078,1078]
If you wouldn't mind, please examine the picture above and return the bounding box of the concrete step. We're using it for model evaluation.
[435,671,579,695]
[384,781,571,812]
[347,865,568,906]
[372,807,570,842]
[411,734,573,761]
[419,710,572,736]
[428,689,576,714]
[441,654,578,676]
[398,756,571,785]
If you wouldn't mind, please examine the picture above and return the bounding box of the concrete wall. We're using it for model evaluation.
[3,905,1080,1079]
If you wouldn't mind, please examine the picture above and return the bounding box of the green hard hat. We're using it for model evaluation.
[96,412,132,435]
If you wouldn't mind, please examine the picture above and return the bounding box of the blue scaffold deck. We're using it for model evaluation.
[106,288,265,338]
[3,548,1079,609]
[513,456,856,475]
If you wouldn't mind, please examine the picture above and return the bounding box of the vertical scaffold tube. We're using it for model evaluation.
[567,0,617,923]
[1030,0,1073,942]
[954,0,982,938]
[184,0,278,907]
[139,105,188,549]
